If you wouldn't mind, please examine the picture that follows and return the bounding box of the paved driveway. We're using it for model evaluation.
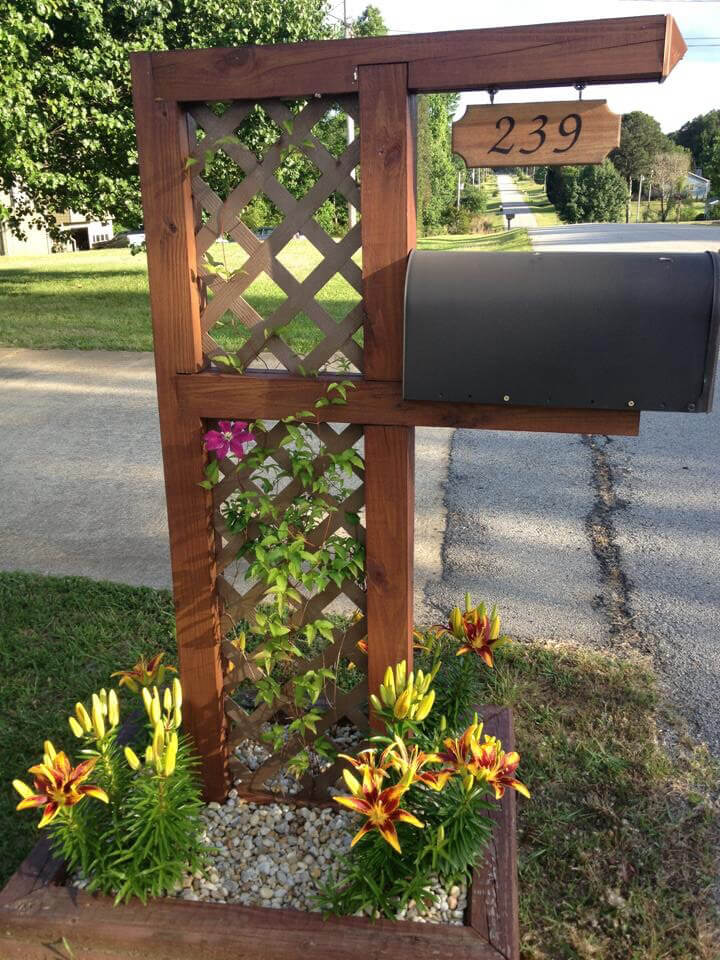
[495,173,537,228]
[530,221,720,253]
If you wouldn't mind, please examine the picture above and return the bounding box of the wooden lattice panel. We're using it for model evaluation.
[188,96,363,376]
[211,420,368,797]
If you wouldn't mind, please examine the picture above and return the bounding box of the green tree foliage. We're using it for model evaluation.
[352,5,388,37]
[460,183,486,215]
[652,145,692,222]
[416,94,460,235]
[547,161,628,224]
[670,110,720,173]
[706,136,720,198]
[611,111,668,183]
[0,0,330,237]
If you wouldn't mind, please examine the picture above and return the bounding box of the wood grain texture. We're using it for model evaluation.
[364,426,415,729]
[147,16,684,101]
[0,710,517,960]
[175,372,641,437]
[359,63,415,381]
[468,706,520,960]
[131,54,229,801]
[453,101,621,169]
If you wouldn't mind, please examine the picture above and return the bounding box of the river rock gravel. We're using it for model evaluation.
[174,790,467,924]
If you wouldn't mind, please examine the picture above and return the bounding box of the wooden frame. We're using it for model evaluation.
[128,15,683,804]
[0,708,519,960]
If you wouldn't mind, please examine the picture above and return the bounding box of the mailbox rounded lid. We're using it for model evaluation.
[403,249,720,413]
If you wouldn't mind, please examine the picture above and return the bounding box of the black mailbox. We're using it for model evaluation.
[403,250,720,413]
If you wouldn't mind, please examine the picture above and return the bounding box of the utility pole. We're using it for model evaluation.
[344,0,356,228]
[636,174,643,222]
[456,170,463,209]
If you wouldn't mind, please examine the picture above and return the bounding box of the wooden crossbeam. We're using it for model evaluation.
[144,15,685,101]
[175,372,641,437]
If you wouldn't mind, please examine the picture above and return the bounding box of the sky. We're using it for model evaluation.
[336,0,720,132]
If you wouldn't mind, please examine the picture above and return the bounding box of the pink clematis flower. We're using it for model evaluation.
[203,420,255,460]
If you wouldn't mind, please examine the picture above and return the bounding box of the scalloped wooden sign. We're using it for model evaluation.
[452,100,621,167]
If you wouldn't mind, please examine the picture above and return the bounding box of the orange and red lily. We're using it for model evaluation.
[13,753,109,828]
[111,652,175,693]
[334,756,423,853]
[434,598,509,667]
[381,737,452,792]
[437,720,530,799]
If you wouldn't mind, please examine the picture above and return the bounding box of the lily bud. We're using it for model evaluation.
[414,690,435,722]
[164,732,178,776]
[108,690,120,727]
[92,699,106,739]
[383,666,395,700]
[174,705,182,729]
[157,664,166,686]
[465,592,472,612]
[142,687,153,718]
[451,607,463,636]
[69,716,84,738]
[439,714,447,733]
[396,660,407,690]
[489,612,501,640]
[75,702,92,732]
[163,687,172,712]
[172,677,183,709]
[124,746,141,771]
[393,688,411,719]
[98,689,108,715]
[369,693,383,713]
[150,694,161,727]
[342,769,361,795]
[43,740,57,763]
[153,722,165,758]
[145,745,154,765]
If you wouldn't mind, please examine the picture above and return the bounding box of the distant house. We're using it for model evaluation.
[0,188,112,255]
[686,171,710,200]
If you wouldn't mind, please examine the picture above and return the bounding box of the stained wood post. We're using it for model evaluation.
[131,54,229,800]
[360,63,416,717]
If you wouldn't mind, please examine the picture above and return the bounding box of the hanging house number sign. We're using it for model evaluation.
[452,100,621,167]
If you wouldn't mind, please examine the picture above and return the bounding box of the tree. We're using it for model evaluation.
[652,146,691,221]
[0,0,331,238]
[610,111,668,221]
[416,94,459,235]
[547,161,628,224]
[706,135,720,198]
[671,110,720,173]
[352,6,387,37]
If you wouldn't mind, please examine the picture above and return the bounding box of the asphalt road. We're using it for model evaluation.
[426,221,720,751]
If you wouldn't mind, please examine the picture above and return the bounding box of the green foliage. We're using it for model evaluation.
[460,183,487,214]
[670,109,720,172]
[13,670,206,904]
[416,93,461,235]
[351,5,387,38]
[610,111,668,183]
[548,161,628,224]
[707,135,720,199]
[0,0,331,238]
[204,383,365,777]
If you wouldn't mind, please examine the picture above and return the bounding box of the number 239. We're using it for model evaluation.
[489,113,582,156]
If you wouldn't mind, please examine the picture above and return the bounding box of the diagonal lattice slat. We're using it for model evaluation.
[188,95,363,376]
[210,419,368,797]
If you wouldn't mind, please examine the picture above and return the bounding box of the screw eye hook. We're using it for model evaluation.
[574,82,586,101]
[488,87,498,105]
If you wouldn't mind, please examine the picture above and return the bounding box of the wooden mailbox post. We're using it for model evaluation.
[130,14,686,802]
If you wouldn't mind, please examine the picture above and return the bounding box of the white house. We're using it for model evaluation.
[686,170,710,200]
[0,188,112,255]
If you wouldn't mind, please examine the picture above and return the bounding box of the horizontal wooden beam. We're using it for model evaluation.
[145,15,685,101]
[175,372,640,437]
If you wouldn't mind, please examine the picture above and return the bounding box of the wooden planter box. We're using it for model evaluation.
[0,706,518,960]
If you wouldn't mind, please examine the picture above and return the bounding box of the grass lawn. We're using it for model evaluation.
[0,228,528,353]
[2,570,717,958]
[513,176,561,227]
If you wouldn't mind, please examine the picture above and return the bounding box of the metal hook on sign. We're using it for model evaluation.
[574,82,586,101]
[488,87,498,105]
